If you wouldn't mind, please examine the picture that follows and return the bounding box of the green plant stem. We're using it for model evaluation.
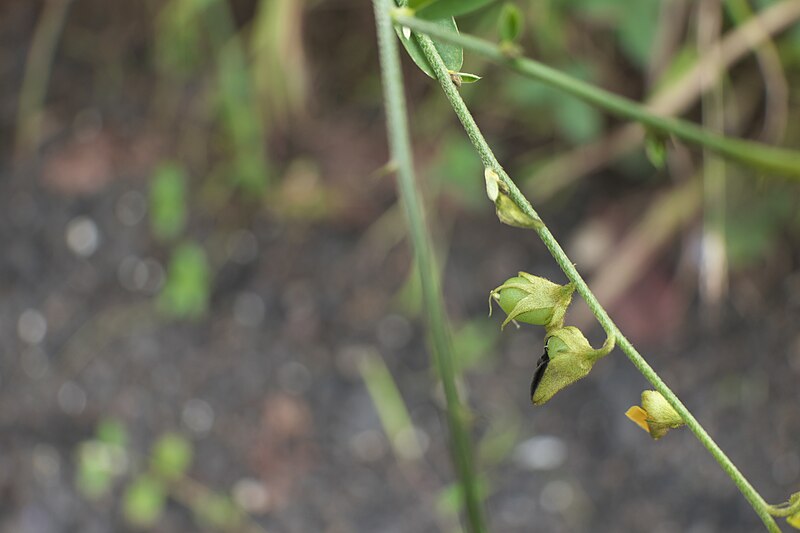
[372,1,487,532]
[767,492,800,518]
[15,0,73,158]
[393,13,800,180]
[409,21,782,533]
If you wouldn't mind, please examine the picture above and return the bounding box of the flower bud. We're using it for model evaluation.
[625,390,685,440]
[531,326,598,405]
[489,272,574,330]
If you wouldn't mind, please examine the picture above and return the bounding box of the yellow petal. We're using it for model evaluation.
[788,511,800,529]
[625,406,650,433]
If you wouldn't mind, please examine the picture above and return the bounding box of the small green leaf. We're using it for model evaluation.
[554,97,602,144]
[96,419,128,448]
[150,163,187,242]
[194,494,241,529]
[394,2,463,79]
[644,131,668,169]
[452,71,482,83]
[452,319,498,372]
[151,433,193,481]
[498,3,523,43]
[76,442,116,499]
[417,0,496,20]
[436,479,489,516]
[158,243,210,319]
[616,0,660,67]
[123,475,166,528]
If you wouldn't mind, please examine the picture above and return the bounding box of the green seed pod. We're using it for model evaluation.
[531,326,598,405]
[489,272,574,330]
[625,390,685,440]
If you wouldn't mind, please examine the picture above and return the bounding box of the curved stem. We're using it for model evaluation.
[393,12,800,180]
[409,22,782,533]
[767,493,800,518]
[372,2,487,532]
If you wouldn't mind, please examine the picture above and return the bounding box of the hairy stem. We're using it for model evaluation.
[394,13,800,180]
[408,19,782,533]
[372,1,487,532]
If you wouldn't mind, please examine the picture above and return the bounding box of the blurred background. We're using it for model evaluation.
[1,0,800,531]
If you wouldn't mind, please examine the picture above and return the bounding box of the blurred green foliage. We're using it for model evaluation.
[123,475,166,528]
[75,420,248,530]
[150,163,188,242]
[151,432,193,481]
[158,243,210,319]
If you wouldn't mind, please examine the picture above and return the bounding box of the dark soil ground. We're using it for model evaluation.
[1,2,800,532]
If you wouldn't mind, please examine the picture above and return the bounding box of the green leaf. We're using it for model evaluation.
[151,433,193,481]
[553,97,602,144]
[436,478,489,516]
[96,419,128,448]
[452,319,498,372]
[498,3,523,43]
[150,163,187,242]
[452,71,482,84]
[194,494,241,529]
[393,5,463,78]
[76,442,116,499]
[616,0,660,67]
[417,0,496,20]
[644,131,668,169]
[123,475,166,528]
[158,243,211,319]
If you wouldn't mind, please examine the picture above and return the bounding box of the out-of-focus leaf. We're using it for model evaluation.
[123,475,166,528]
[96,419,128,448]
[154,0,209,75]
[436,478,489,516]
[417,0,496,20]
[194,494,242,529]
[452,319,498,372]
[498,3,523,43]
[726,189,794,267]
[393,3,463,79]
[149,163,187,242]
[76,442,118,499]
[478,417,520,464]
[645,131,668,169]
[250,0,307,125]
[554,97,602,144]
[617,0,660,67]
[151,433,193,481]
[158,243,210,319]
[432,134,483,208]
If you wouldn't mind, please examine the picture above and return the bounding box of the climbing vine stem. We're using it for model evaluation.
[395,8,786,533]
[394,12,800,180]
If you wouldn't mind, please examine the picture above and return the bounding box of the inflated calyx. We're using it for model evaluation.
[489,272,574,331]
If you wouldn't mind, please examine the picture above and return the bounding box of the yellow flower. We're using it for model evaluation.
[626,390,685,440]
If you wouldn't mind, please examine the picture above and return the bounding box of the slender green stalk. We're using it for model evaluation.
[15,0,73,157]
[407,20,782,533]
[393,13,800,180]
[372,1,487,532]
